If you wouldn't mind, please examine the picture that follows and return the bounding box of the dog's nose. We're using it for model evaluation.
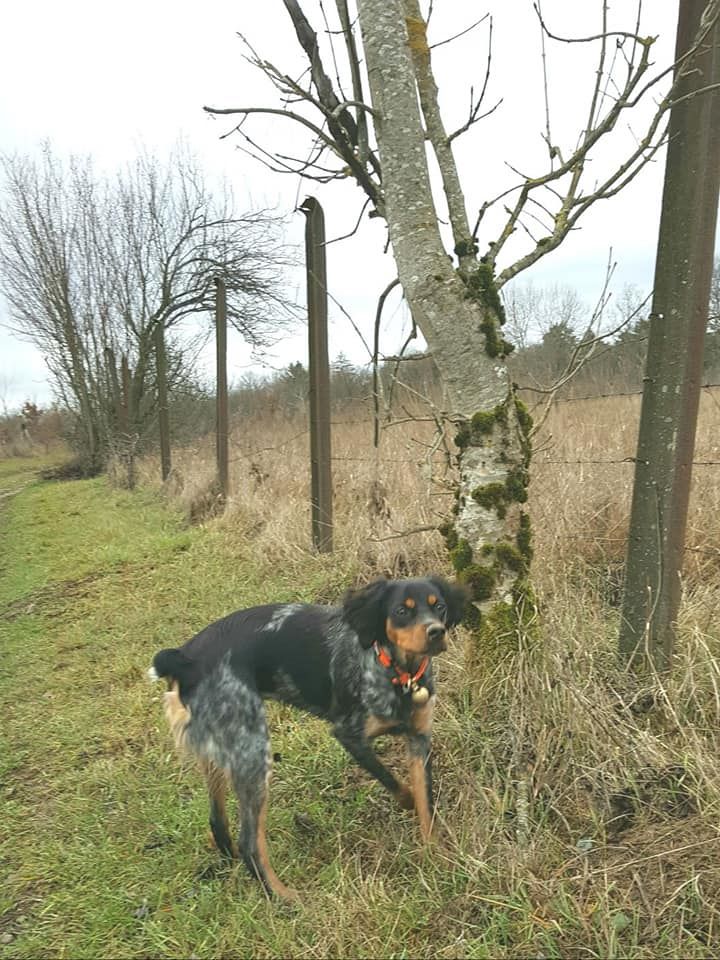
[426,624,447,650]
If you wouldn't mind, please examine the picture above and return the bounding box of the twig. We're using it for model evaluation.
[372,278,401,447]
[367,524,438,542]
[326,198,371,244]
[448,17,499,144]
[429,13,489,50]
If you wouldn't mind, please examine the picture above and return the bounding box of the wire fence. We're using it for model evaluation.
[531,380,720,405]
[539,457,720,466]
[227,381,720,469]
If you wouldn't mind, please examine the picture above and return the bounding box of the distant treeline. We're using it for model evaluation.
[4,266,719,456]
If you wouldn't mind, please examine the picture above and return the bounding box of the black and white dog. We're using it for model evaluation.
[149,576,467,899]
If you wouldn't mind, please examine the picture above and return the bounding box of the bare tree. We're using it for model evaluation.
[506,268,653,399]
[0,374,16,418]
[205,1,720,669]
[504,281,586,352]
[0,145,295,471]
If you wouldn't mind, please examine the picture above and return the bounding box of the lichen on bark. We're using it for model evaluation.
[445,389,536,665]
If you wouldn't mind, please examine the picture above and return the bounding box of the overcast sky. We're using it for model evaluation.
[0,0,703,411]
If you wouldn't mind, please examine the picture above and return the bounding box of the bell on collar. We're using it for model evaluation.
[411,685,430,705]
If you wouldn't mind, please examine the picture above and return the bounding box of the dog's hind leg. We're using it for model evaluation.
[227,708,298,901]
[200,760,236,858]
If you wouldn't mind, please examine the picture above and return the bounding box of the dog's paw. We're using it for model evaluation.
[395,784,415,810]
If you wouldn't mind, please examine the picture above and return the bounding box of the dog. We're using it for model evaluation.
[149,575,467,900]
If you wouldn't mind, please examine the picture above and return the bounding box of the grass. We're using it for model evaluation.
[0,451,66,487]
[3,389,720,958]
[0,479,192,609]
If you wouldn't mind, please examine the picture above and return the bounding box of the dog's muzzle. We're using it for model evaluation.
[425,623,447,654]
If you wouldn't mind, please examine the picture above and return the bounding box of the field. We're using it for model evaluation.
[2,391,720,959]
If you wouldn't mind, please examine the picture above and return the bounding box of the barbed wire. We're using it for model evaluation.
[528,381,720,405]
[539,456,638,465]
[330,455,432,463]
[538,457,720,467]
[230,429,446,466]
[559,534,720,558]
[231,437,720,469]
[227,381,720,467]
[229,429,309,462]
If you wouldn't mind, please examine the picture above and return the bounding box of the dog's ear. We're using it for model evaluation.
[429,576,469,627]
[342,578,389,648]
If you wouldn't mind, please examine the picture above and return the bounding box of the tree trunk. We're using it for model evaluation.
[619,0,720,669]
[154,323,172,482]
[356,0,533,670]
[215,276,230,502]
[63,313,101,470]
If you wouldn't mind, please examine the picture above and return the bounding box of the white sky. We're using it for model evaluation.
[0,0,704,411]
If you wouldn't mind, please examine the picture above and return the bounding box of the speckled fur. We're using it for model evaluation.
[150,576,467,899]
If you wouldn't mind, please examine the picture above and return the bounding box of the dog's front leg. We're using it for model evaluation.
[407,696,435,840]
[332,720,413,809]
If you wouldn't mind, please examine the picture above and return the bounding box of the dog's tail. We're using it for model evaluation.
[148,648,198,690]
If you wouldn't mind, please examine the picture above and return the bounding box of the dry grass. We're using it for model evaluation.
[137,386,720,601]
[136,405,454,582]
[531,389,720,596]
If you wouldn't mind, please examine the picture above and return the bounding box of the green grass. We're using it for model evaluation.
[1,465,718,958]
[0,452,65,483]
[0,479,193,608]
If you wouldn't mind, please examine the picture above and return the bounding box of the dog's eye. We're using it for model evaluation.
[395,605,410,617]
[435,601,447,615]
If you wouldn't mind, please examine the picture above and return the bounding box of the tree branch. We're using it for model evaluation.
[334,0,370,166]
[401,0,475,274]
[492,0,720,285]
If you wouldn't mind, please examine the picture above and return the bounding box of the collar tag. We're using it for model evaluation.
[373,643,429,699]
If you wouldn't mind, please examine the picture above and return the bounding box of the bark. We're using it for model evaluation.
[619,0,720,669]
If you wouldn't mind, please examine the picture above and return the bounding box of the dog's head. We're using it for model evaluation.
[342,576,468,655]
